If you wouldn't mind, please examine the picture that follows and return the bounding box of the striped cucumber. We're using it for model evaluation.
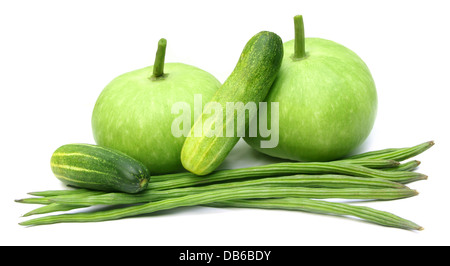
[50,144,151,193]
[181,31,284,175]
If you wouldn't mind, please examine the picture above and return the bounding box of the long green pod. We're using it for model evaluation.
[181,31,284,175]
[17,175,407,215]
[18,174,406,216]
[151,158,398,182]
[20,194,422,230]
[20,194,421,230]
[207,198,422,230]
[19,186,418,226]
[150,159,399,184]
[51,186,417,206]
[148,161,425,191]
[51,187,417,206]
[22,203,85,217]
[27,188,92,197]
[17,173,406,216]
[15,191,102,205]
[342,159,399,169]
[345,141,434,161]
[48,175,409,206]
[383,160,421,172]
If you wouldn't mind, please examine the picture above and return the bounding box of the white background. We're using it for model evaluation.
[1,0,449,246]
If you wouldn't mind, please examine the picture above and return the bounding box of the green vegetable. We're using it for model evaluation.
[50,143,151,193]
[18,185,418,226]
[18,138,432,230]
[244,15,378,162]
[22,203,82,217]
[208,198,423,231]
[19,194,423,230]
[149,158,399,184]
[16,190,101,205]
[27,188,92,197]
[92,38,221,174]
[384,160,421,172]
[181,31,284,175]
[41,175,411,206]
[345,140,434,161]
[152,157,398,181]
[148,160,425,191]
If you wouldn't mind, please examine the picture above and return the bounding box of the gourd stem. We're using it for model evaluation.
[293,15,306,59]
[152,38,167,78]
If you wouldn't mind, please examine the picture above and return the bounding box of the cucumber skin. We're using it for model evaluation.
[181,31,284,175]
[50,144,151,193]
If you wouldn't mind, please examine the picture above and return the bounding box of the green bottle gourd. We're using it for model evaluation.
[244,15,378,162]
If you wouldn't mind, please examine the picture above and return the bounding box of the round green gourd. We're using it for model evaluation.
[91,39,221,174]
[244,16,378,162]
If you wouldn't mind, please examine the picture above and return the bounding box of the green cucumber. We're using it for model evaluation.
[50,144,150,193]
[181,31,283,175]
